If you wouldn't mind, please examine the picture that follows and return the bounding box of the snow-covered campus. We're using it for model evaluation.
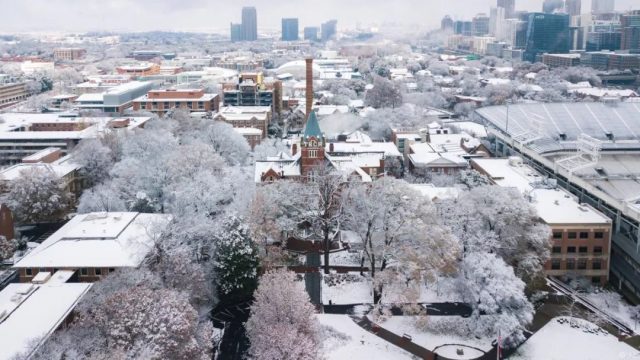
[2,1,640,359]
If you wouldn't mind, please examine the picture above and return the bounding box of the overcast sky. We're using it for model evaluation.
[1,0,637,33]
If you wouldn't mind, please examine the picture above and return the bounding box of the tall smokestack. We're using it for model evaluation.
[305,57,313,122]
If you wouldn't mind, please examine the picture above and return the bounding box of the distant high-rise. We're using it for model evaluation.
[441,15,454,31]
[592,0,615,14]
[304,27,319,41]
[472,14,490,36]
[321,20,337,41]
[542,0,564,14]
[230,23,243,42]
[524,12,571,62]
[621,11,640,51]
[454,21,473,36]
[282,18,299,41]
[565,0,582,16]
[241,7,258,41]
[497,0,516,19]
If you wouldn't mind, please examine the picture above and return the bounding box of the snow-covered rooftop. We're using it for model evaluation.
[472,158,611,225]
[0,278,92,360]
[409,184,461,201]
[14,212,171,268]
[511,317,639,360]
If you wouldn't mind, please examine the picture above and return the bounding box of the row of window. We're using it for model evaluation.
[552,245,604,254]
[140,102,206,110]
[552,231,606,240]
[551,259,604,270]
[25,268,115,276]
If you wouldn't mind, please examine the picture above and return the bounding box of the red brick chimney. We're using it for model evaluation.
[305,57,314,122]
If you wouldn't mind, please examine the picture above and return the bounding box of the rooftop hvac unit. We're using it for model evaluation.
[508,156,523,167]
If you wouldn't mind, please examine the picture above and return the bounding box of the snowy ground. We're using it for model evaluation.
[317,314,413,360]
[322,273,372,305]
[380,316,492,359]
[584,289,640,334]
[510,317,640,360]
[322,273,462,305]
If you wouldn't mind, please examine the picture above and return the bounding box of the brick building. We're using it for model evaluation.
[116,63,161,77]
[132,88,220,116]
[472,158,611,285]
[53,48,86,61]
[13,212,171,283]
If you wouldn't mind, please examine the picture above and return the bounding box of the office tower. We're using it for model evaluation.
[497,0,516,19]
[621,11,640,51]
[321,20,337,41]
[592,0,615,14]
[490,7,506,38]
[565,0,581,16]
[230,23,243,42]
[472,14,490,36]
[505,18,528,48]
[454,21,473,36]
[241,7,258,41]
[281,18,299,41]
[586,31,622,50]
[441,15,454,31]
[524,13,571,62]
[543,0,564,14]
[304,27,319,41]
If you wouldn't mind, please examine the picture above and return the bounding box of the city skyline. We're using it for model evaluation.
[1,0,638,33]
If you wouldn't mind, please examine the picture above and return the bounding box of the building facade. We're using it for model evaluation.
[132,88,220,116]
[321,20,338,41]
[524,13,571,62]
[304,27,319,41]
[242,7,258,41]
[542,53,581,68]
[497,0,515,19]
[53,48,86,61]
[621,11,640,51]
[0,82,28,108]
[592,0,615,14]
[282,18,299,41]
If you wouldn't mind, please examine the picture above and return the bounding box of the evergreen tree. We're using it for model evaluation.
[214,215,260,301]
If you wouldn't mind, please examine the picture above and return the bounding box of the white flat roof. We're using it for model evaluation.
[0,281,92,360]
[14,212,171,268]
[472,158,611,225]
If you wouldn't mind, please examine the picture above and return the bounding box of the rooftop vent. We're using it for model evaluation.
[605,132,614,141]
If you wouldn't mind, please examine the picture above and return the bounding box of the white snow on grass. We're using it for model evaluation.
[317,314,413,360]
[584,289,640,335]
[510,317,640,360]
[322,273,372,305]
[379,315,492,359]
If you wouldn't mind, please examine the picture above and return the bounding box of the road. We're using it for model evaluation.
[211,301,251,360]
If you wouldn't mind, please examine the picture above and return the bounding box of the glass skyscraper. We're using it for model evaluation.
[524,13,571,62]
[282,18,299,41]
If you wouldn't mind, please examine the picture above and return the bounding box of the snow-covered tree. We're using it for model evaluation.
[438,186,551,285]
[197,121,250,166]
[213,215,260,300]
[0,236,18,262]
[246,269,319,360]
[365,76,403,109]
[5,168,72,223]
[457,252,534,347]
[71,138,114,186]
[343,179,460,303]
[76,181,127,213]
[253,167,346,274]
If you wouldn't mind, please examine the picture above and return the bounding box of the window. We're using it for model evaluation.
[95,268,102,276]
[552,246,562,254]
[566,259,575,270]
[579,232,589,239]
[594,246,603,254]
[308,149,318,158]
[552,232,563,239]
[81,268,88,276]
[568,232,577,239]
[578,259,587,270]
[567,246,576,253]
[579,246,588,254]
[369,168,378,176]
[109,268,116,273]
[594,232,604,239]
[592,260,602,270]
[551,259,561,270]
[26,268,32,276]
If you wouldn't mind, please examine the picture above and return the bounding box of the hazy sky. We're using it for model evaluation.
[1,0,637,33]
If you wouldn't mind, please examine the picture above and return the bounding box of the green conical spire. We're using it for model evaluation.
[303,110,323,139]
